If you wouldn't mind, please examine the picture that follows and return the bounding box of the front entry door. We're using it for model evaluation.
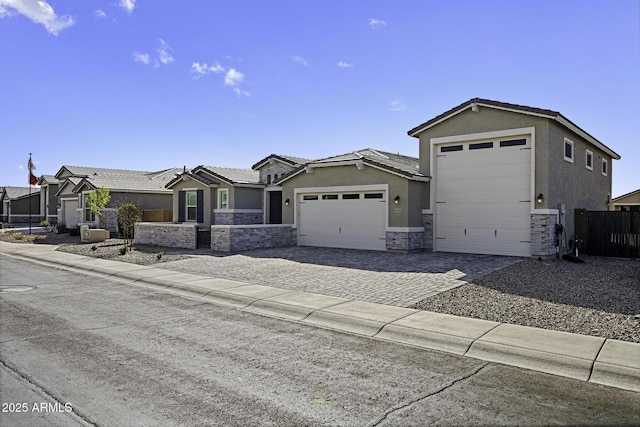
[269,191,282,224]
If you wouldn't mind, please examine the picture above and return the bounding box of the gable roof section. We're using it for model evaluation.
[407,98,621,160]
[612,188,640,203]
[277,148,429,184]
[37,175,57,185]
[53,166,180,193]
[165,169,220,189]
[2,186,38,201]
[251,154,313,170]
[194,166,261,185]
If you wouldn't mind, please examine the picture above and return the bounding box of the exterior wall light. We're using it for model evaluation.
[284,198,290,206]
[536,193,544,204]
[394,195,400,204]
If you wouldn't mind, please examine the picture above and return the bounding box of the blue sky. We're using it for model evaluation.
[1,0,638,197]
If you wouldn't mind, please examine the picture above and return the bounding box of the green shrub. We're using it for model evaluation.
[40,220,49,228]
[119,246,128,255]
[156,251,164,260]
[91,244,97,251]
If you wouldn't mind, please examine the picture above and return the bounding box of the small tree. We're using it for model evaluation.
[86,187,111,228]
[117,203,141,248]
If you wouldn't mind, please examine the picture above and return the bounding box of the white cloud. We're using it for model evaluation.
[369,18,386,29]
[119,0,135,14]
[156,39,174,65]
[387,100,408,111]
[132,51,150,65]
[337,61,354,68]
[190,61,224,78]
[292,55,308,66]
[133,39,175,67]
[94,9,106,19]
[0,0,75,35]
[224,68,244,87]
[192,61,249,96]
[232,87,250,97]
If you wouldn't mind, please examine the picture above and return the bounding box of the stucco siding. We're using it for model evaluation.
[234,187,263,209]
[171,180,213,225]
[546,121,613,238]
[108,192,172,211]
[281,164,416,228]
[417,107,549,211]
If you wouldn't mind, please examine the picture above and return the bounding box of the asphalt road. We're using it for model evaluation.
[1,254,639,426]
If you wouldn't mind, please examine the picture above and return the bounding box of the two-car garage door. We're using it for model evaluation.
[298,190,387,251]
[435,137,532,257]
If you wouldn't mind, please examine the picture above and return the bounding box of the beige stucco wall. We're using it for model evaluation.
[234,186,263,209]
[170,179,215,225]
[413,105,616,241]
[545,121,613,237]
[280,164,425,228]
[612,191,640,211]
[416,107,550,211]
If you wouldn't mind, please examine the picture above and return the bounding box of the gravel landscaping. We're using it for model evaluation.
[411,257,640,343]
[0,230,193,265]
[2,228,639,343]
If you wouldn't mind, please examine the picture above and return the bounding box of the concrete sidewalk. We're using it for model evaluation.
[1,241,638,393]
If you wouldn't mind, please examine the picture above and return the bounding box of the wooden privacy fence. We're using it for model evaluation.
[141,209,173,222]
[584,211,639,258]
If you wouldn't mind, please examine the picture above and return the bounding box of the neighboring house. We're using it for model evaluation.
[0,186,41,223]
[166,166,263,226]
[54,166,179,232]
[407,98,621,257]
[37,175,59,224]
[611,189,640,212]
[278,149,430,251]
[251,154,311,224]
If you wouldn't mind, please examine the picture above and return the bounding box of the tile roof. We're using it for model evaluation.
[251,154,313,170]
[1,186,39,200]
[278,148,429,183]
[57,166,181,192]
[407,97,621,160]
[197,166,261,185]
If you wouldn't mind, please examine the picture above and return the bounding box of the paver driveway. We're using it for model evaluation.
[158,247,524,307]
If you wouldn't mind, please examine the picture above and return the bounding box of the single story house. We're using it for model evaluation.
[611,189,640,212]
[37,175,59,224]
[136,156,309,250]
[252,154,312,224]
[278,149,430,251]
[1,186,41,224]
[54,165,179,232]
[407,98,621,257]
[165,165,264,226]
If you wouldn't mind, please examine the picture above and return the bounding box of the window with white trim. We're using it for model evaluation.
[585,150,593,171]
[83,193,95,222]
[218,189,229,209]
[564,138,574,163]
[186,191,197,221]
[602,158,608,176]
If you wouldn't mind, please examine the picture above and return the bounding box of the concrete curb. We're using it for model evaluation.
[1,242,638,393]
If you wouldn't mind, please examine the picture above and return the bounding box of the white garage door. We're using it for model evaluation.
[63,199,78,227]
[435,137,531,257]
[298,191,387,251]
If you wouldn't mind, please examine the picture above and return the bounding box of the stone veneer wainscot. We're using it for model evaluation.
[135,222,198,249]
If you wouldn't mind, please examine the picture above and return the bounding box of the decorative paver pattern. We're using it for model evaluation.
[158,247,524,307]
